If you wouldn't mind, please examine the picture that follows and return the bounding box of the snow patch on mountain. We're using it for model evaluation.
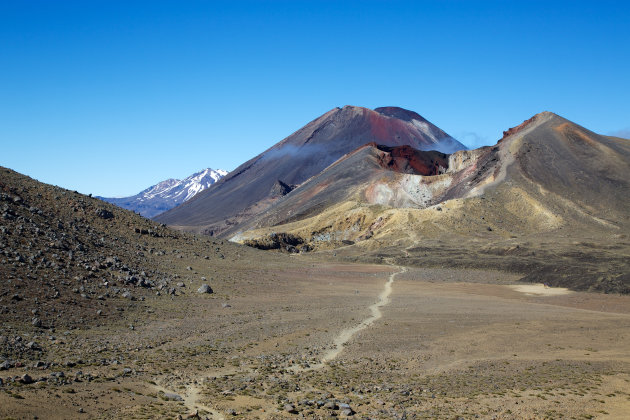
[98,168,228,219]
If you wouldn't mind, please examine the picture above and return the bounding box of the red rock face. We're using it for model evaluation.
[501,115,538,140]
[368,111,417,145]
[373,144,449,176]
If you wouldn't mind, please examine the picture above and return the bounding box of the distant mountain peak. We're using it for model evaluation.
[98,168,228,218]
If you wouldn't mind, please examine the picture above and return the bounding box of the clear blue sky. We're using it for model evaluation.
[1,0,629,196]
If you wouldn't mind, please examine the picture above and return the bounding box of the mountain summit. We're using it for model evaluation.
[99,168,227,218]
[155,106,466,235]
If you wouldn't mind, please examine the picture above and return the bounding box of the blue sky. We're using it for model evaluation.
[1,0,629,196]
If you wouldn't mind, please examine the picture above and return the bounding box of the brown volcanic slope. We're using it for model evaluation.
[230,143,451,241]
[0,166,285,355]
[155,105,466,236]
[237,112,630,293]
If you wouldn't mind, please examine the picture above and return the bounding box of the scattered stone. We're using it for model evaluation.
[185,410,200,419]
[222,303,231,308]
[162,392,184,401]
[339,403,354,416]
[197,284,213,294]
[0,360,13,370]
[284,403,298,414]
[95,208,114,220]
[20,373,34,384]
[31,317,42,328]
[26,341,41,351]
[324,401,338,410]
[122,368,132,375]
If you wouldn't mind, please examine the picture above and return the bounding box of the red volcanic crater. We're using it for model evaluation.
[373,143,449,176]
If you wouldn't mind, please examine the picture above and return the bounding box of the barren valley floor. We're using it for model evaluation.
[2,260,630,419]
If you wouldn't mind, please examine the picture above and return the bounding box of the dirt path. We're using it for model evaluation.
[152,383,225,419]
[295,266,406,371]
[153,266,405,417]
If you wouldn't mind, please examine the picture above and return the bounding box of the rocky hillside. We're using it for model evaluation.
[98,168,227,218]
[0,166,264,337]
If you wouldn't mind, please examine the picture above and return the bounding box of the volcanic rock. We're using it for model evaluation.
[284,403,298,414]
[197,284,213,294]
[94,208,114,220]
[161,391,184,401]
[270,180,294,197]
[20,373,34,384]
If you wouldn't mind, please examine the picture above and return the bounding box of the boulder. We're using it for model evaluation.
[0,360,13,370]
[197,284,213,294]
[284,404,298,414]
[20,373,34,384]
[26,341,41,351]
[162,392,183,401]
[95,208,114,220]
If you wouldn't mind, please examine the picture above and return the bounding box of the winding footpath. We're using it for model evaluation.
[152,383,225,419]
[300,265,406,370]
[154,265,406,418]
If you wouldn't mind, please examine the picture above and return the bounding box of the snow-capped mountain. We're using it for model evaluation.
[98,168,228,218]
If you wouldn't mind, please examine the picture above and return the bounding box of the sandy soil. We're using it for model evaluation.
[3,259,629,419]
[508,283,572,296]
